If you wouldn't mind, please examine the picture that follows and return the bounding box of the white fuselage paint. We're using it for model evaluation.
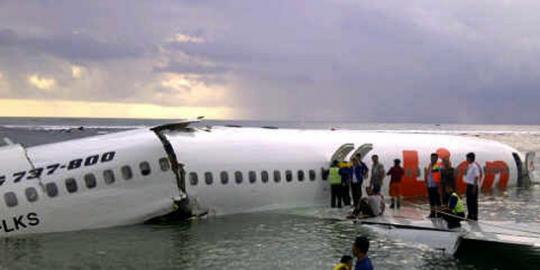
[0,126,521,237]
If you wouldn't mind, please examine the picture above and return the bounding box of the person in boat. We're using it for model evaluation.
[440,185,466,229]
[329,160,344,208]
[333,255,353,270]
[352,236,374,270]
[348,187,385,219]
[387,159,404,209]
[425,153,442,218]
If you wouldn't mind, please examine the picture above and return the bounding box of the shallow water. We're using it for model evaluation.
[0,118,539,269]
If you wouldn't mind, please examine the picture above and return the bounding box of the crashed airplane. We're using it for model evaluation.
[0,120,535,237]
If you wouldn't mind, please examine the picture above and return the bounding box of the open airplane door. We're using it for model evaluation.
[329,143,355,165]
[349,143,374,162]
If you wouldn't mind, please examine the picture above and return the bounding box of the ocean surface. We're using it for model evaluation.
[0,117,540,270]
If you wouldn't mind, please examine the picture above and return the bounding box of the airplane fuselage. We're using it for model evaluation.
[0,125,528,237]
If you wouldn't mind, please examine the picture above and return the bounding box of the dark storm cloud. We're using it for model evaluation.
[0,28,145,61]
[1,0,540,123]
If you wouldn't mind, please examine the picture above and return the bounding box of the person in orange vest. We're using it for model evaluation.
[333,255,353,270]
[425,153,442,218]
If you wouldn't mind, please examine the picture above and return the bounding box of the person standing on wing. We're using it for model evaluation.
[352,155,368,206]
[369,155,385,195]
[425,153,442,218]
[464,152,481,221]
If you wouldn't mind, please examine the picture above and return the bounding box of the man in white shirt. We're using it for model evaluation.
[464,152,481,221]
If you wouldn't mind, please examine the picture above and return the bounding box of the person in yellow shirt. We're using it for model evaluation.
[333,255,353,270]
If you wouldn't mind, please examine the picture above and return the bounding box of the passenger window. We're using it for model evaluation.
[309,170,316,181]
[122,166,133,180]
[46,182,58,198]
[273,170,281,183]
[220,171,229,185]
[140,162,151,176]
[65,178,78,193]
[189,172,198,185]
[321,168,329,181]
[235,171,243,184]
[25,187,39,203]
[298,170,305,182]
[103,170,115,185]
[261,171,269,183]
[249,171,256,183]
[159,157,170,171]
[205,172,213,185]
[85,174,97,189]
[4,192,17,207]
[285,170,293,182]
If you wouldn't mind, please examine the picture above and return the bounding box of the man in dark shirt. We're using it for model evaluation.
[339,162,354,206]
[440,157,456,205]
[352,155,368,207]
[387,159,404,209]
[352,236,374,270]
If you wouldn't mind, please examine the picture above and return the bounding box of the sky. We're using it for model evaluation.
[0,0,539,124]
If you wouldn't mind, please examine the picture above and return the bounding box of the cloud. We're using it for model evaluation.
[27,75,56,91]
[171,33,205,44]
[0,28,146,61]
[0,1,540,123]
[71,65,84,79]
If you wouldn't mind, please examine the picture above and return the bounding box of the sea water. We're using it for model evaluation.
[0,118,539,270]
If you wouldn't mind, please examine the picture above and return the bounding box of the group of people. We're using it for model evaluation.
[329,151,483,229]
[328,155,384,209]
[424,152,482,228]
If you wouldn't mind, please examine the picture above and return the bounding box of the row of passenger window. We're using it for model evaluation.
[3,158,171,208]
[189,169,327,186]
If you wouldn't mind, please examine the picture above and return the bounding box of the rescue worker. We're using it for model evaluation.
[464,152,481,221]
[441,185,465,229]
[369,155,385,194]
[339,161,354,206]
[352,155,368,206]
[352,236,374,270]
[333,255,353,270]
[387,159,404,209]
[329,160,343,208]
[425,153,442,218]
[440,157,456,205]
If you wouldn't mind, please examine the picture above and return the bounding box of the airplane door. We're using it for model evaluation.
[329,143,355,165]
[349,143,373,162]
